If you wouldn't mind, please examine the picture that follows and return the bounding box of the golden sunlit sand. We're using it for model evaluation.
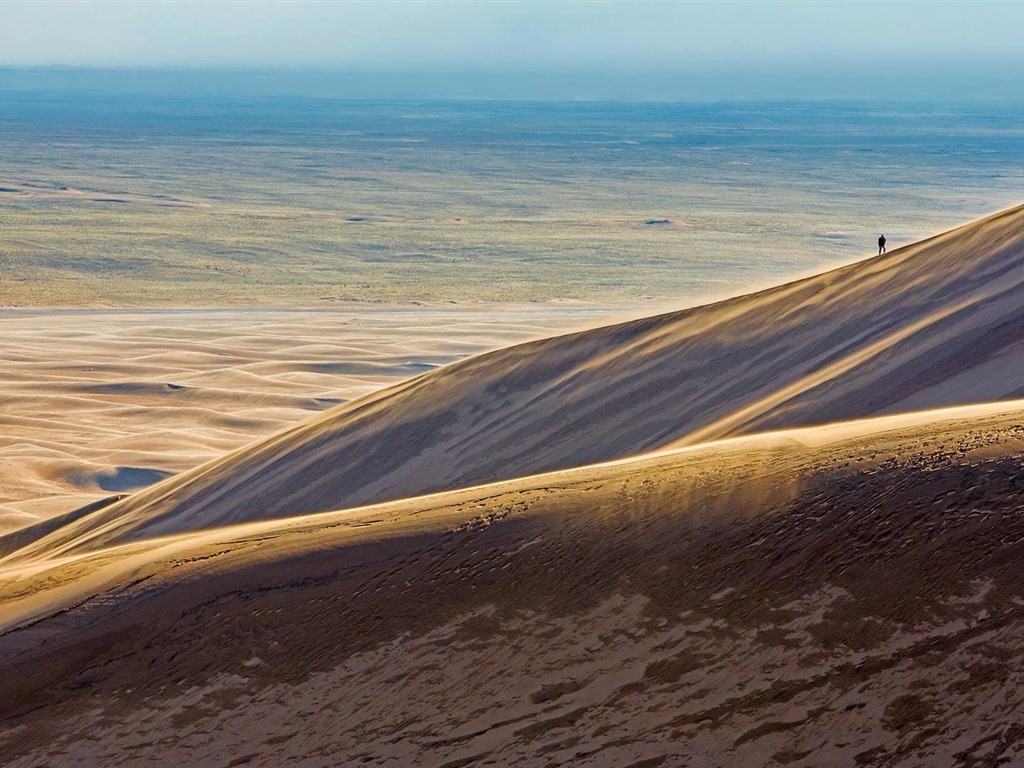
[4,205,1024,765]
[17,204,1024,556]
[0,306,596,532]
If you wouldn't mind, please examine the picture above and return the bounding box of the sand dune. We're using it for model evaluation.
[4,403,1024,765]
[21,204,1024,554]
[6,205,1024,765]
[0,307,592,533]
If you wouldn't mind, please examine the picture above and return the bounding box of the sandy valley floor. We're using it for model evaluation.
[0,306,606,532]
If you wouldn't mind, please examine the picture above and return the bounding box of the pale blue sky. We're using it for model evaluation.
[0,0,1019,70]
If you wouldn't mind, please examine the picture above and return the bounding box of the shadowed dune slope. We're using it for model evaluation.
[4,404,1024,765]
[9,203,1024,558]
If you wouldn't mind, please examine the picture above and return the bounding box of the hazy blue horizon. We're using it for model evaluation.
[2,1,1023,102]
[2,2,1020,67]
[2,65,1024,104]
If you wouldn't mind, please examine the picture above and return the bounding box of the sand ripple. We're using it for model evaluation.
[0,308,597,531]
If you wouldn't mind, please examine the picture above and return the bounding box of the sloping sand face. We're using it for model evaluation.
[20,204,1024,554]
[0,307,596,533]
[3,406,1024,766]
[6,205,1024,765]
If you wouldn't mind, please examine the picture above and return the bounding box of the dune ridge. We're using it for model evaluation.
[6,204,1024,765]
[11,203,1024,559]
[4,401,1024,765]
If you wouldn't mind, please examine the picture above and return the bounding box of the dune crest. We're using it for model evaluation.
[8,203,1024,558]
[6,205,1024,765]
[5,403,1024,765]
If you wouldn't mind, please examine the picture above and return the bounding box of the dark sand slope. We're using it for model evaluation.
[10,203,1024,557]
[4,404,1024,766]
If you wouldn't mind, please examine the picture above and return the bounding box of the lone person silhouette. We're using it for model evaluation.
[878,234,887,255]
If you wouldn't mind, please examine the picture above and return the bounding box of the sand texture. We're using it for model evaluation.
[4,404,1024,766]
[18,204,1024,557]
[0,307,594,533]
[4,205,1024,766]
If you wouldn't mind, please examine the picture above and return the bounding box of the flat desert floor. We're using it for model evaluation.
[0,306,608,532]
[5,97,1023,307]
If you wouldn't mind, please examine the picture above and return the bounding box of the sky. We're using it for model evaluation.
[0,1,1021,100]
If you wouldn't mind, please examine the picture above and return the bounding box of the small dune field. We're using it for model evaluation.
[4,204,1024,766]
[0,307,595,533]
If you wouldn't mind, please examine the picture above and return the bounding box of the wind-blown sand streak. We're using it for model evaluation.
[0,307,598,532]
[21,204,1024,556]
[5,205,1024,766]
